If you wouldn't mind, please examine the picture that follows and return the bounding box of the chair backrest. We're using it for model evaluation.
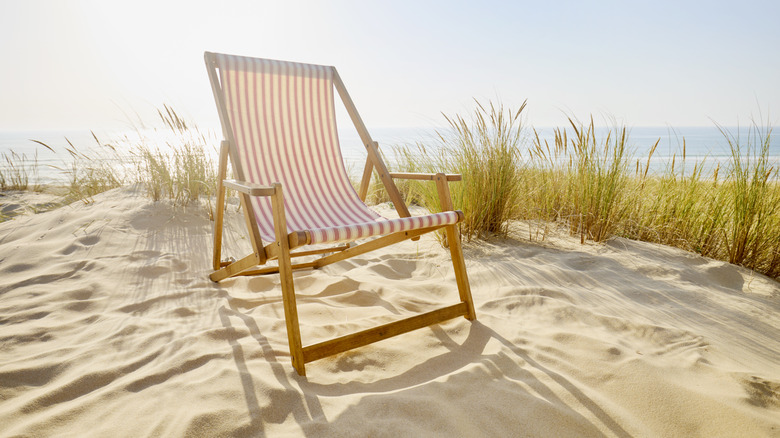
[209,53,380,241]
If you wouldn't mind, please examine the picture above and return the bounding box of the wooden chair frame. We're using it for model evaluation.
[205,52,476,376]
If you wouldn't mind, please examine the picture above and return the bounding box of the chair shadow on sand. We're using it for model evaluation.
[216,288,632,438]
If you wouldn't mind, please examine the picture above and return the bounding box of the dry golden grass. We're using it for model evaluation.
[2,103,778,279]
[394,100,527,240]
[391,101,779,279]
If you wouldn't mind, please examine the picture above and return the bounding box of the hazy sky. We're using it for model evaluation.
[1,0,778,132]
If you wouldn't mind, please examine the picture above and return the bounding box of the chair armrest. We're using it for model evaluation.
[223,179,276,196]
[389,172,462,182]
[391,172,461,214]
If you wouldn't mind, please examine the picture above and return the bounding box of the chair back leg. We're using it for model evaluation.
[213,141,230,271]
[357,157,373,202]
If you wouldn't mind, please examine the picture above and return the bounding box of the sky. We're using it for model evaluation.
[1,0,779,133]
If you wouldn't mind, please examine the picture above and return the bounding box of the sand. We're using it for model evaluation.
[0,185,778,437]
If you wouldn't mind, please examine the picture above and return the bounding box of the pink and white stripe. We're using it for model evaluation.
[215,53,460,245]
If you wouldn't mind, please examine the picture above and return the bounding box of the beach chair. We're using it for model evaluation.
[204,52,476,376]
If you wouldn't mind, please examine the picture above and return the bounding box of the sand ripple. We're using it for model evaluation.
[0,187,778,437]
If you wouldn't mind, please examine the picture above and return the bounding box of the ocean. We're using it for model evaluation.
[1,125,778,185]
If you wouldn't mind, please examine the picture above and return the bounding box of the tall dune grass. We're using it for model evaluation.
[5,106,218,206]
[2,101,777,279]
[393,100,779,280]
[395,100,527,240]
[528,118,633,243]
[0,150,39,191]
[614,123,779,278]
[134,105,217,205]
[57,134,125,203]
[718,124,779,275]
[621,140,725,256]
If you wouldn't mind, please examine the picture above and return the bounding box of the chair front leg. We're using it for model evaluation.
[270,183,306,376]
[434,173,476,320]
[434,173,457,247]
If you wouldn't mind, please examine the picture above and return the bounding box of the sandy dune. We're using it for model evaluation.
[1,186,778,437]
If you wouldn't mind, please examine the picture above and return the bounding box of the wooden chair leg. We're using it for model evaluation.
[270,183,306,376]
[357,157,373,202]
[445,223,476,321]
[213,141,230,271]
[435,173,476,320]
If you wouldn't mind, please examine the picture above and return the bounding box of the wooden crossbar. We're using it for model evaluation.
[302,302,468,363]
[390,172,462,181]
[291,244,349,258]
[314,225,443,269]
[231,261,318,277]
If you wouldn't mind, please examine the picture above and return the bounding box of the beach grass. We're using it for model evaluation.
[58,134,125,203]
[526,117,633,243]
[134,105,217,206]
[1,106,217,207]
[391,101,779,280]
[610,123,779,278]
[1,102,777,280]
[394,100,527,240]
[1,150,41,192]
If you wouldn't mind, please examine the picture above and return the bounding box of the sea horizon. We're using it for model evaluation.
[2,125,778,185]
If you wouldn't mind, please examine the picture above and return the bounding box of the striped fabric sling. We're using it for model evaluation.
[214,53,461,244]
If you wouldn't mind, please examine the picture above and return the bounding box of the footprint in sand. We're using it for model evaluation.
[60,235,101,255]
[366,258,417,280]
[741,375,780,409]
[63,288,96,312]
